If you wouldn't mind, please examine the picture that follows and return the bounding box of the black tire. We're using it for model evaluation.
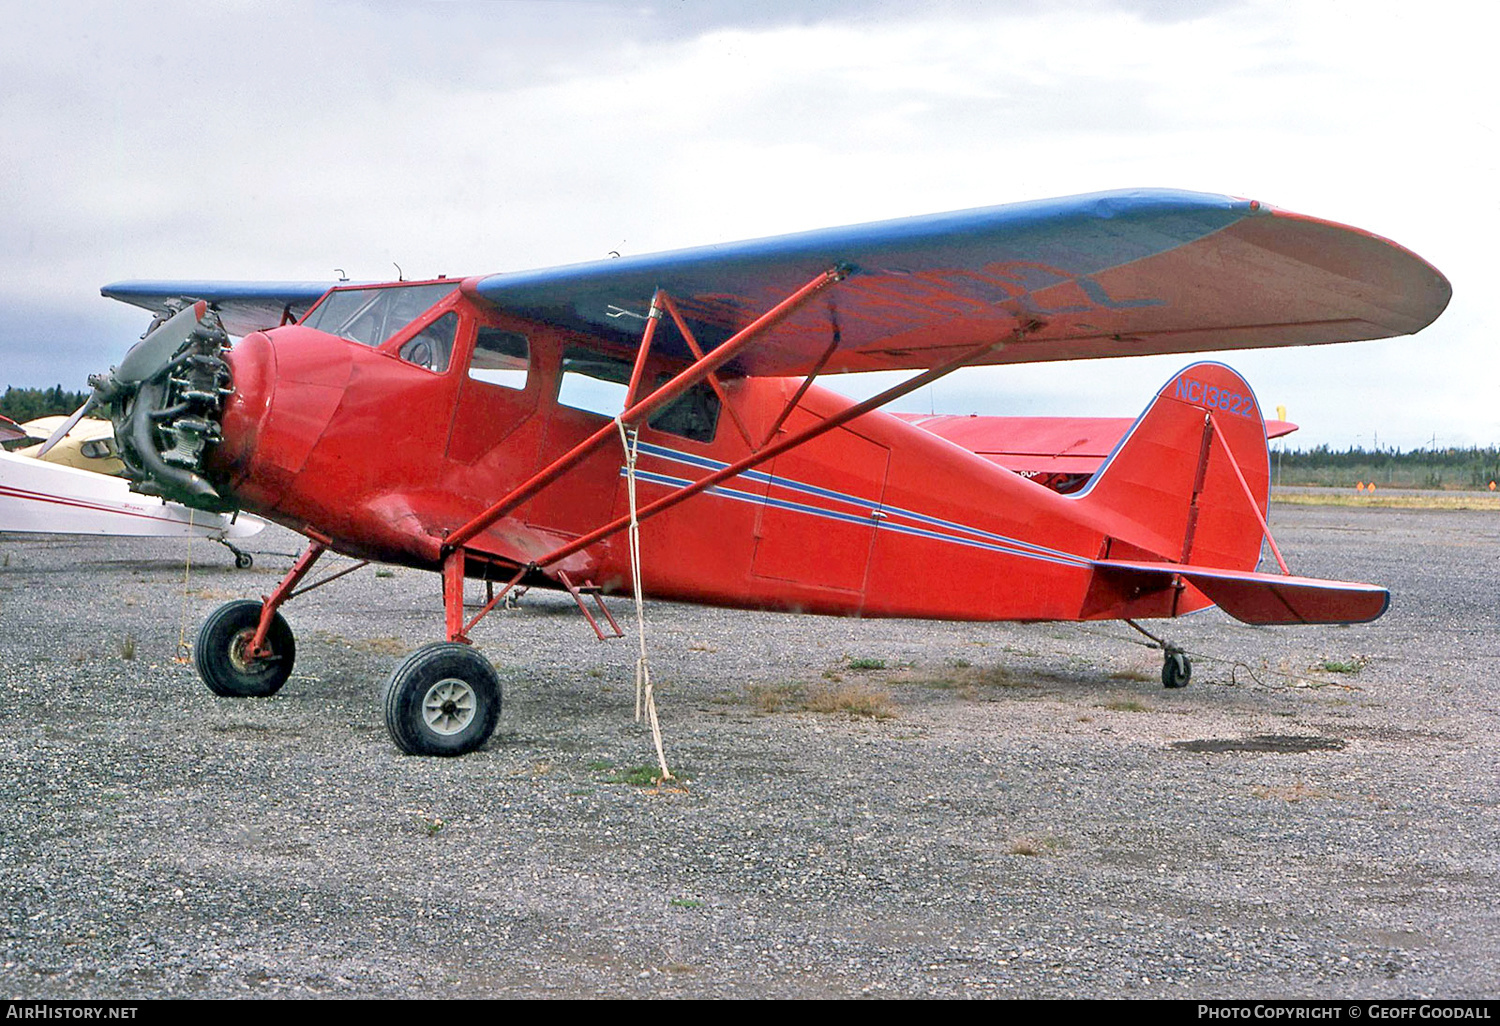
[195,599,295,697]
[1162,650,1192,690]
[234,551,254,570]
[383,643,501,756]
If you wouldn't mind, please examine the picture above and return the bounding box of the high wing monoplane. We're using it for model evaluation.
[83,188,1449,757]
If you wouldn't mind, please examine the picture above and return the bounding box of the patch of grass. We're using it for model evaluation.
[416,815,444,837]
[119,635,137,661]
[1252,782,1331,803]
[802,684,897,720]
[604,765,674,787]
[351,636,409,656]
[1320,657,1368,674]
[1275,491,1500,510]
[373,568,395,578]
[902,663,1031,695]
[1102,697,1150,713]
[747,683,799,713]
[846,657,887,671]
[586,760,614,772]
[1007,834,1068,857]
[1109,667,1155,683]
[668,897,705,909]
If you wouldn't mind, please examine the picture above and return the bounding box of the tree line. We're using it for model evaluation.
[1274,444,1500,490]
[0,385,90,424]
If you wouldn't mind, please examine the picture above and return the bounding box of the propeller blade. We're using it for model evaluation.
[115,300,208,385]
[34,395,98,457]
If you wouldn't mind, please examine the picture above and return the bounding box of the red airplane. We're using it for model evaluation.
[82,189,1450,757]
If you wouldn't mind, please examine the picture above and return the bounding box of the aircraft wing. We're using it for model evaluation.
[895,413,1297,476]
[469,188,1450,375]
[0,415,26,444]
[100,189,1449,373]
[100,281,341,337]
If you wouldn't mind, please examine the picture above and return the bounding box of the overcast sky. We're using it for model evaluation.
[1,0,1491,449]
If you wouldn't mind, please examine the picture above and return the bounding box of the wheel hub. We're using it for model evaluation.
[422,679,476,735]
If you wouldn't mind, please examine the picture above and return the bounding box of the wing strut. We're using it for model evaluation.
[530,325,1029,573]
[444,265,848,553]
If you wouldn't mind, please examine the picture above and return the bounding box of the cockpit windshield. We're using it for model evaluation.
[300,282,459,348]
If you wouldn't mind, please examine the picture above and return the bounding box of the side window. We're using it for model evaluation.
[469,328,530,390]
[557,347,630,416]
[397,312,458,372]
[648,373,720,444]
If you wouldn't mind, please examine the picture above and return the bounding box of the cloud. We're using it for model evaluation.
[0,0,1488,448]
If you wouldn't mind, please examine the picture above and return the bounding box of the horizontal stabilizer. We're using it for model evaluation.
[1092,559,1389,625]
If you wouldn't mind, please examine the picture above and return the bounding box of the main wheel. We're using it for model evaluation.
[1162,650,1192,689]
[195,599,296,697]
[383,643,502,756]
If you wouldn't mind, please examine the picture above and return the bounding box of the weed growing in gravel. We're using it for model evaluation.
[352,636,408,656]
[1109,667,1155,683]
[802,684,897,719]
[901,662,1031,697]
[846,657,887,671]
[1102,697,1150,712]
[586,760,614,772]
[1007,834,1068,856]
[373,568,395,578]
[119,635,137,660]
[1252,782,1331,802]
[669,897,705,909]
[1320,657,1369,674]
[604,765,688,787]
[748,684,799,713]
[416,815,444,837]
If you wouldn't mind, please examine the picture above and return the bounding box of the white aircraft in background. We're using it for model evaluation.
[1,416,263,566]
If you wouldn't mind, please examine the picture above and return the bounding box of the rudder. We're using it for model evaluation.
[1074,362,1271,573]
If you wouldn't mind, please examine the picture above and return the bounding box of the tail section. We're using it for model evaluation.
[1075,362,1388,625]
[1076,362,1271,572]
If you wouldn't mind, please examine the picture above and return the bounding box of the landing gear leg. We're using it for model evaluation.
[1124,619,1192,690]
[219,539,253,569]
[194,534,328,697]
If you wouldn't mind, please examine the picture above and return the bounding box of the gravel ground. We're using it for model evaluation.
[1,503,1497,999]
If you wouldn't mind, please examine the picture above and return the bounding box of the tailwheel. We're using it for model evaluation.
[195,599,295,697]
[219,541,253,570]
[1162,647,1192,690]
[383,643,502,757]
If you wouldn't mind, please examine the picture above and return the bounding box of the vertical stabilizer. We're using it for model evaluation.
[1074,362,1271,573]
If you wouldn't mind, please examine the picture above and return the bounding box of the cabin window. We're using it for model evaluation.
[556,346,719,442]
[469,328,530,390]
[301,282,459,348]
[397,312,458,372]
[557,348,630,417]
[647,372,720,443]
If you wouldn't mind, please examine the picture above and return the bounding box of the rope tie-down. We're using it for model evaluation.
[617,416,673,783]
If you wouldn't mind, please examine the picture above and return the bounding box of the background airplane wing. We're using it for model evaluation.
[469,188,1451,376]
[894,413,1298,476]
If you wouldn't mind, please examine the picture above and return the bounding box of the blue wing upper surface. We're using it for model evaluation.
[102,189,1451,376]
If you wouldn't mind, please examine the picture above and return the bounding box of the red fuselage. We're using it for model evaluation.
[208,283,1250,623]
